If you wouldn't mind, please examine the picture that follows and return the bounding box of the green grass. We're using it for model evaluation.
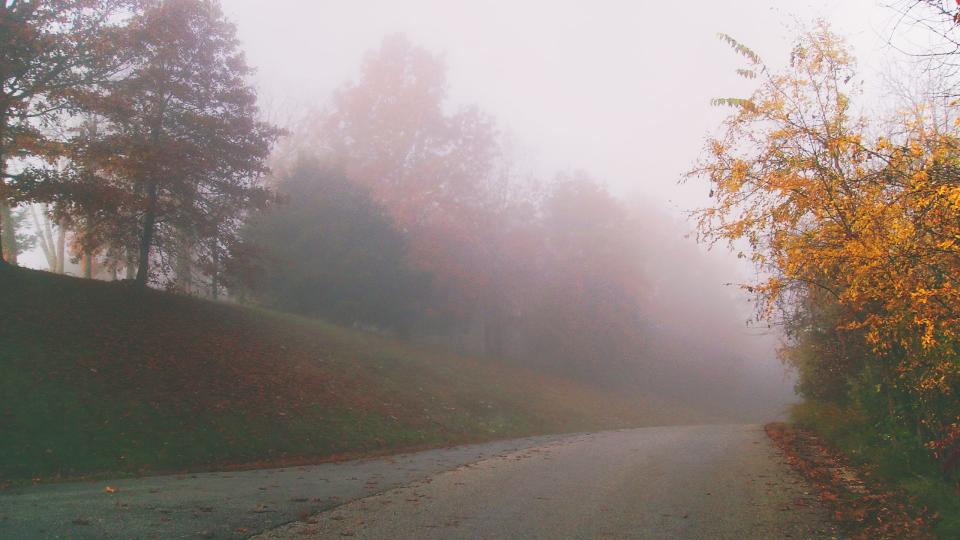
[791,400,960,538]
[0,265,681,482]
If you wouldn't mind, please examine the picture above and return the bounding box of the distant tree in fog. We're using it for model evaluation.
[300,35,502,322]
[278,35,652,377]
[242,159,429,332]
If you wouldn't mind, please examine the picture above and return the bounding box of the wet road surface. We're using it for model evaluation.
[1,425,835,539]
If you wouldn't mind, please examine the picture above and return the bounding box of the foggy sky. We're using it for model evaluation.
[222,0,894,214]
[211,0,901,411]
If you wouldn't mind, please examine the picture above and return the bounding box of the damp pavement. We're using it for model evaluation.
[0,434,566,539]
[1,425,836,539]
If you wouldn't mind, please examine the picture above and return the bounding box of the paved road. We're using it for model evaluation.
[0,434,568,539]
[256,424,835,539]
[1,425,835,539]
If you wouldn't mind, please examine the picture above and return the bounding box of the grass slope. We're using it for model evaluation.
[0,266,671,482]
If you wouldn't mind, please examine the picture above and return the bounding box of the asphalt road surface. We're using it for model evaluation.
[1,425,835,539]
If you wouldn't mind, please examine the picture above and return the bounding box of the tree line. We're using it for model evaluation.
[249,35,656,383]
[2,2,678,390]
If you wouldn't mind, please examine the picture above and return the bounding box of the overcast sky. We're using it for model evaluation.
[221,0,899,214]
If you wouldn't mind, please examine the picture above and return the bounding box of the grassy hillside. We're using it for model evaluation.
[0,266,683,482]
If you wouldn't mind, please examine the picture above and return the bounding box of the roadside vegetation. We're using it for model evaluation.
[790,403,960,538]
[691,6,960,537]
[767,421,939,539]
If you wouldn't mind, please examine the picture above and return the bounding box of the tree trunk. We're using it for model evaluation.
[82,252,92,278]
[0,127,7,268]
[0,211,5,266]
[210,239,219,300]
[56,219,66,274]
[125,246,135,279]
[43,207,57,270]
[175,226,192,293]
[135,177,158,286]
[31,205,56,270]
[0,202,18,265]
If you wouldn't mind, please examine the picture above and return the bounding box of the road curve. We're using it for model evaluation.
[0,425,835,539]
[0,434,569,539]
[256,424,835,539]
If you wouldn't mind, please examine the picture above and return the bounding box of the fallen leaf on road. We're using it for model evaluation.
[250,504,274,514]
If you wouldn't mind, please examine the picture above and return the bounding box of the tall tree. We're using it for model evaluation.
[0,0,129,264]
[317,35,498,225]
[519,174,645,379]
[306,34,500,323]
[84,0,279,287]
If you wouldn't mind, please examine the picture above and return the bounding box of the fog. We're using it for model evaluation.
[213,0,903,420]
[224,0,890,204]
[16,0,909,421]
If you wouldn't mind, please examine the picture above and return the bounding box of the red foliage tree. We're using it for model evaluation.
[306,34,501,321]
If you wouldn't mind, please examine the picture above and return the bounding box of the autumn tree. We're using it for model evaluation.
[306,35,499,222]
[691,23,960,474]
[299,34,502,331]
[74,0,279,287]
[0,0,129,265]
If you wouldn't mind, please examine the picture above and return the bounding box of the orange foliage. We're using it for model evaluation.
[691,24,960,461]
